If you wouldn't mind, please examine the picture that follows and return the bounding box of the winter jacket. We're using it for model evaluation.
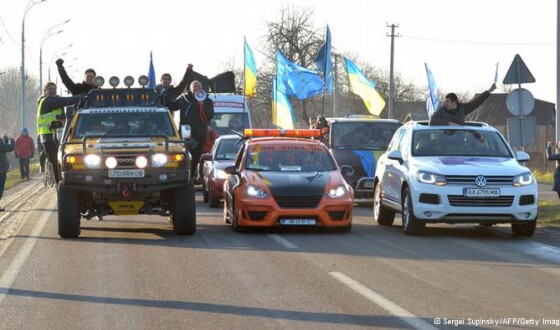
[169,93,214,143]
[157,67,193,110]
[429,91,491,125]
[0,138,15,174]
[546,144,560,192]
[15,135,35,159]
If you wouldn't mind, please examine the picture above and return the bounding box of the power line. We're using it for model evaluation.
[401,35,553,46]
[0,14,18,46]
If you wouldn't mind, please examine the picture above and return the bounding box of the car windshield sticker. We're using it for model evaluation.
[280,165,301,172]
[439,157,505,166]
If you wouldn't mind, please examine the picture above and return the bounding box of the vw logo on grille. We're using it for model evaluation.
[475,176,487,187]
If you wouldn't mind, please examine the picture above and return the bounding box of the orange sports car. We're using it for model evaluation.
[223,129,354,232]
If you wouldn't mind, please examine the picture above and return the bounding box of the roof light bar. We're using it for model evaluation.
[244,129,322,138]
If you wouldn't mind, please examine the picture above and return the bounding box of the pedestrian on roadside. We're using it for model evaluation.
[429,83,497,126]
[37,82,83,184]
[0,134,15,211]
[36,135,47,173]
[14,128,35,180]
[546,140,560,201]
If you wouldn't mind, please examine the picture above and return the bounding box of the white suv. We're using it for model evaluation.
[373,121,538,236]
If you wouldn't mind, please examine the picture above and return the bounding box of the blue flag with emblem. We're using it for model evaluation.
[314,25,333,94]
[276,50,323,100]
[148,51,156,89]
[425,63,439,119]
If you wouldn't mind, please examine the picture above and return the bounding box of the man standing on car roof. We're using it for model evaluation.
[56,58,96,109]
[429,83,496,125]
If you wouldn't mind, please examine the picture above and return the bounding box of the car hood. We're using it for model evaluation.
[213,159,235,170]
[246,171,331,196]
[410,156,528,175]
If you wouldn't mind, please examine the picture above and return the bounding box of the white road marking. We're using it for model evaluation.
[0,197,55,306]
[267,234,298,249]
[329,272,437,330]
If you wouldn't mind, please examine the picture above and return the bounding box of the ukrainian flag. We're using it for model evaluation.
[272,78,295,129]
[244,40,257,97]
[344,57,386,116]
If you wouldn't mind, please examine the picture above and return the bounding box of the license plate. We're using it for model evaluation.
[108,169,145,178]
[463,188,500,197]
[363,180,374,188]
[279,219,316,225]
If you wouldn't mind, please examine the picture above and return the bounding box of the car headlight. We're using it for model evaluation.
[513,172,534,186]
[215,169,227,179]
[84,154,101,169]
[136,156,148,169]
[327,185,347,198]
[152,154,168,167]
[105,157,118,169]
[417,171,447,185]
[246,185,270,198]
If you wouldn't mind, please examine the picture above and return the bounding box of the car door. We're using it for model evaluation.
[379,127,410,210]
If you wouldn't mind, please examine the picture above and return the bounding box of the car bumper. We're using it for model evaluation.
[409,182,538,223]
[235,196,353,227]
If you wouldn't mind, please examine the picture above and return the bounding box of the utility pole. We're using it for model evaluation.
[386,23,399,120]
[557,3,559,141]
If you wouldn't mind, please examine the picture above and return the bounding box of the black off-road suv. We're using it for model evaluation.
[56,76,195,238]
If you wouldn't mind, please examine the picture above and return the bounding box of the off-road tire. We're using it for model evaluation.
[402,186,425,236]
[172,181,196,235]
[57,182,81,238]
[373,182,395,226]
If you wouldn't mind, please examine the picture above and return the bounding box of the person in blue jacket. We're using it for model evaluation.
[546,140,560,201]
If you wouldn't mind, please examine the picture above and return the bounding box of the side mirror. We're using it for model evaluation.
[224,165,238,175]
[387,150,403,162]
[180,124,192,139]
[515,151,530,162]
[339,165,354,176]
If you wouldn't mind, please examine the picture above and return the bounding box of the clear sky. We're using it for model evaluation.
[0,0,556,103]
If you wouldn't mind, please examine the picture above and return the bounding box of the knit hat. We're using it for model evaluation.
[21,128,28,134]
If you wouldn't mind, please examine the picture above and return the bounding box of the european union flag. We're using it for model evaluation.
[424,63,439,118]
[148,51,156,89]
[314,25,333,94]
[276,50,323,100]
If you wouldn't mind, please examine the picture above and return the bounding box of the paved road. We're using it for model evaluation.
[0,180,559,329]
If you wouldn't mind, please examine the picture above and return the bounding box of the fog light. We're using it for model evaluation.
[159,174,168,181]
[524,213,531,219]
[85,175,93,182]
[424,211,432,218]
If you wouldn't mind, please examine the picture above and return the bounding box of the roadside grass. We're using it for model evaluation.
[533,170,553,185]
[538,200,559,226]
[5,163,40,190]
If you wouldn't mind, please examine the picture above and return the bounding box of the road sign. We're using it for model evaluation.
[506,88,535,116]
[507,116,537,147]
[503,54,535,84]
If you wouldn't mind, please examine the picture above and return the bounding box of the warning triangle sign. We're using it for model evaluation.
[503,54,535,84]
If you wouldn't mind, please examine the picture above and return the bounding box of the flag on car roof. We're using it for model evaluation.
[343,57,385,116]
[147,51,156,89]
[244,39,257,97]
[424,63,439,119]
[272,78,295,129]
[276,50,323,100]
[314,25,333,94]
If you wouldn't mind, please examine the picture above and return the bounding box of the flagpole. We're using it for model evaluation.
[243,36,247,130]
[333,54,338,117]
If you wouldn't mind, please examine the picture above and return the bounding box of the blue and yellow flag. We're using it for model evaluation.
[314,25,333,94]
[344,57,385,116]
[244,40,257,97]
[147,51,156,89]
[272,78,295,129]
[276,50,323,100]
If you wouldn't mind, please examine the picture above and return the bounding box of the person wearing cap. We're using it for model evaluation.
[0,134,15,211]
[15,128,35,180]
[429,83,497,126]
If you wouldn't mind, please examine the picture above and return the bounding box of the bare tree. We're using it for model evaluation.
[0,67,39,136]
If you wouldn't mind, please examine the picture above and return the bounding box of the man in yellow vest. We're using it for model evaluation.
[37,82,83,184]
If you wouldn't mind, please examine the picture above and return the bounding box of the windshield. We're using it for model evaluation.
[244,144,335,172]
[412,129,513,157]
[331,122,399,150]
[72,111,176,138]
[211,113,250,135]
[215,139,242,160]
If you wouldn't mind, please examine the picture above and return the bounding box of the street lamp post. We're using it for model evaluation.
[47,44,73,81]
[39,19,70,93]
[21,0,46,130]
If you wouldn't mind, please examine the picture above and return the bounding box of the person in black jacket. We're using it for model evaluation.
[0,135,15,211]
[169,80,214,178]
[546,140,560,201]
[56,58,96,108]
[156,64,193,110]
[429,83,496,126]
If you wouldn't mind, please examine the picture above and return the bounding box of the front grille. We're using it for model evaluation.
[247,211,267,221]
[419,193,440,204]
[274,195,322,208]
[112,155,145,169]
[448,195,514,207]
[519,195,535,205]
[446,176,514,185]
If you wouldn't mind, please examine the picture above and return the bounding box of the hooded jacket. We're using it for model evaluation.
[429,91,491,125]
